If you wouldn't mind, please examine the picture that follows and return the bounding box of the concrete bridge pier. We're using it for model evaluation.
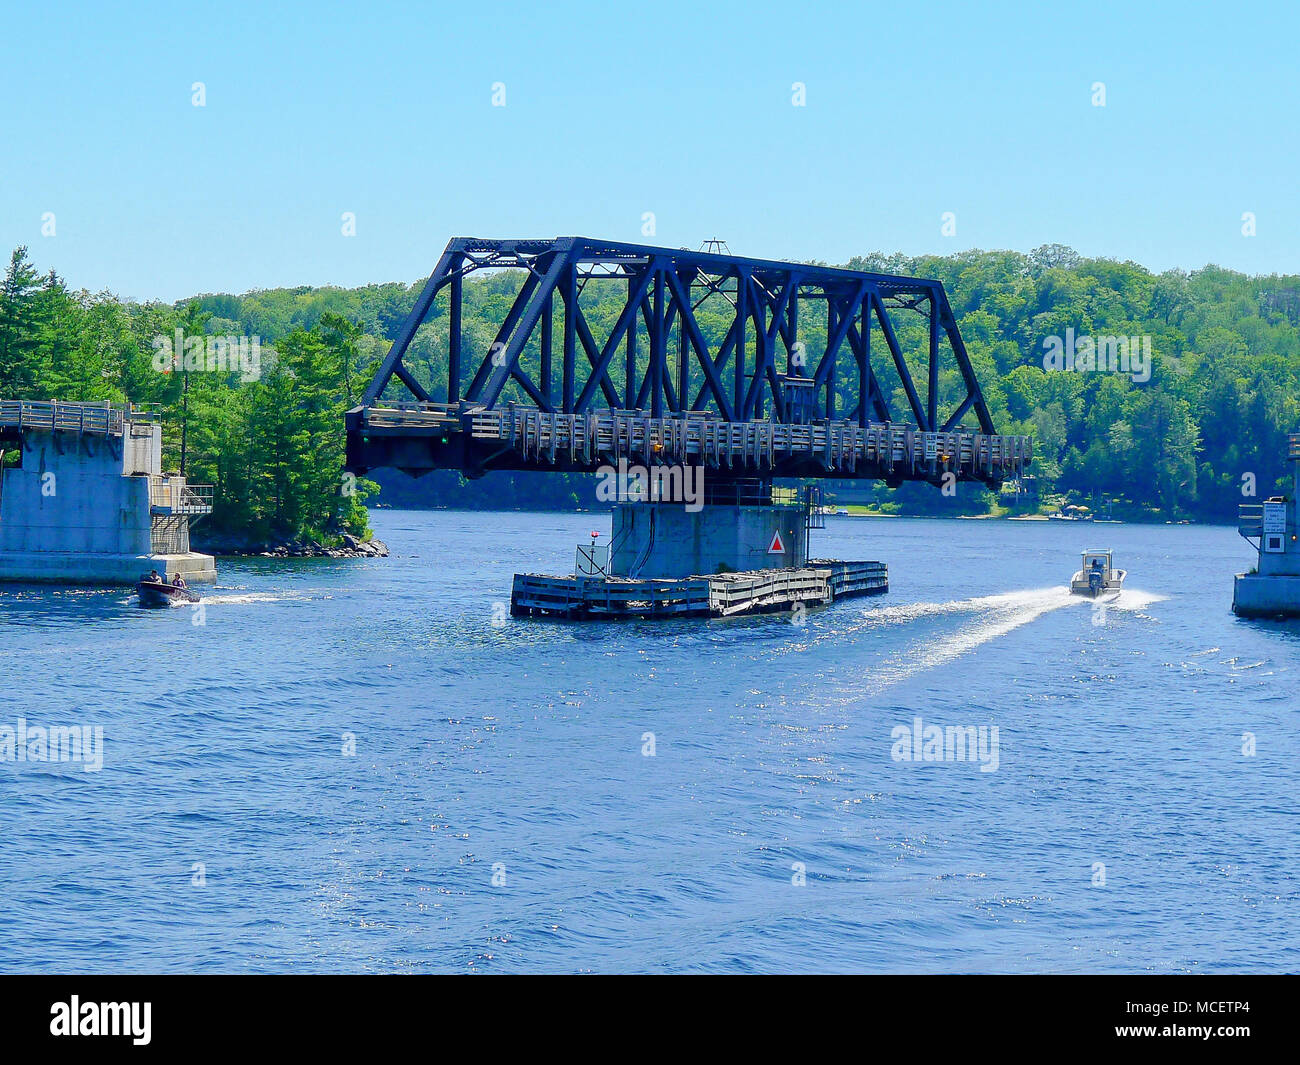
[0,401,216,585]
[1233,433,1300,616]
[608,480,806,578]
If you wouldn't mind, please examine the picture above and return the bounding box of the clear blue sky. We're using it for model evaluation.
[2,0,1297,302]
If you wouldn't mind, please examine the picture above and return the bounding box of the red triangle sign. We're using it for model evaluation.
[768,530,786,554]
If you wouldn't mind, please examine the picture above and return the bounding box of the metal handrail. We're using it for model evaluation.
[149,476,214,513]
[1238,503,1264,539]
[0,399,160,436]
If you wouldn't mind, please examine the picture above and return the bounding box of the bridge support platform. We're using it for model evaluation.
[511,560,886,620]
[1233,435,1300,617]
[512,484,886,620]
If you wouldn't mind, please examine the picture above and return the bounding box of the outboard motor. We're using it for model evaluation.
[1088,569,1103,596]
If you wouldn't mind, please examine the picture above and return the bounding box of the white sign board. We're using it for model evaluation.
[1263,502,1287,553]
[576,544,610,576]
[1263,502,1287,533]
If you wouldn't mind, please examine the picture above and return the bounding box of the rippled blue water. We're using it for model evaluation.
[0,510,1295,973]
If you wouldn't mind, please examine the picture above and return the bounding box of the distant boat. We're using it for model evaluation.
[1070,550,1125,597]
[137,578,200,609]
[1050,504,1092,521]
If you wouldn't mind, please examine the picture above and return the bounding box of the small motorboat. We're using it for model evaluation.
[137,576,200,608]
[1070,550,1125,597]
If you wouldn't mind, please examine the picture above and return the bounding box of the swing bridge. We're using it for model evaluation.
[344,236,1032,489]
[343,236,1033,616]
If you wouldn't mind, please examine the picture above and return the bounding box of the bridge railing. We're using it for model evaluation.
[356,403,1031,481]
[0,400,160,437]
[149,477,214,516]
[351,401,1032,482]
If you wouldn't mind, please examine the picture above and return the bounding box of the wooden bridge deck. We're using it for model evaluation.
[351,402,1031,483]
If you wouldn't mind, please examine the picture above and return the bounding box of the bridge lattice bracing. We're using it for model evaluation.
[346,237,1031,486]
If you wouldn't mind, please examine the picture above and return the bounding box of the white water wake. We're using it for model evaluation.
[199,592,305,605]
[781,585,1166,695]
[866,587,1079,691]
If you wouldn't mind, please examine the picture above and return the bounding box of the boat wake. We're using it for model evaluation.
[200,593,301,605]
[780,585,1167,695]
[864,587,1081,691]
[1091,586,1165,612]
[836,586,1079,638]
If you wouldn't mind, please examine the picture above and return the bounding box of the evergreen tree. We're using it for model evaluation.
[0,247,42,396]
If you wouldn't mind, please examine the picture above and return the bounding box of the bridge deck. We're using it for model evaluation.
[348,402,1031,485]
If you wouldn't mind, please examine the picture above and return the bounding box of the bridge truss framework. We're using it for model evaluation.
[347,237,1031,487]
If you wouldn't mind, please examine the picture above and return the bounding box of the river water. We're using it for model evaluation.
[0,510,1294,973]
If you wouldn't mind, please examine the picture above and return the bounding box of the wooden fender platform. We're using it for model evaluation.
[510,559,887,619]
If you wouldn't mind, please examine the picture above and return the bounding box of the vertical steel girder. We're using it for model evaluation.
[360,237,997,436]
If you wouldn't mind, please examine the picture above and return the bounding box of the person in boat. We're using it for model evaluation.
[144,569,163,584]
[171,573,187,589]
[1088,558,1104,594]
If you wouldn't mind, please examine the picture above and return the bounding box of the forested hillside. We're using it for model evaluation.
[2,241,1296,530]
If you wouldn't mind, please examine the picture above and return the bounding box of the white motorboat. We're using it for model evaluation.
[1070,549,1125,597]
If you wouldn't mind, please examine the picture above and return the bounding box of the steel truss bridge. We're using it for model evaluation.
[345,237,1031,487]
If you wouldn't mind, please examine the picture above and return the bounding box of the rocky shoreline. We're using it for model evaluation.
[193,532,389,559]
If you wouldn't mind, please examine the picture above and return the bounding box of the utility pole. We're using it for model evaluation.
[179,365,189,476]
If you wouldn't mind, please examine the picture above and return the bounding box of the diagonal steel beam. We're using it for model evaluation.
[573,265,654,412]
[475,253,572,408]
[812,282,867,387]
[847,321,892,423]
[936,288,995,434]
[664,269,734,421]
[690,316,738,412]
[362,247,459,405]
[742,274,797,419]
[871,290,930,430]
[464,270,543,403]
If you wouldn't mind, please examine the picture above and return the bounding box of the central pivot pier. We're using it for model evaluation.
[516,476,886,619]
[344,236,1032,619]
[609,478,803,578]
